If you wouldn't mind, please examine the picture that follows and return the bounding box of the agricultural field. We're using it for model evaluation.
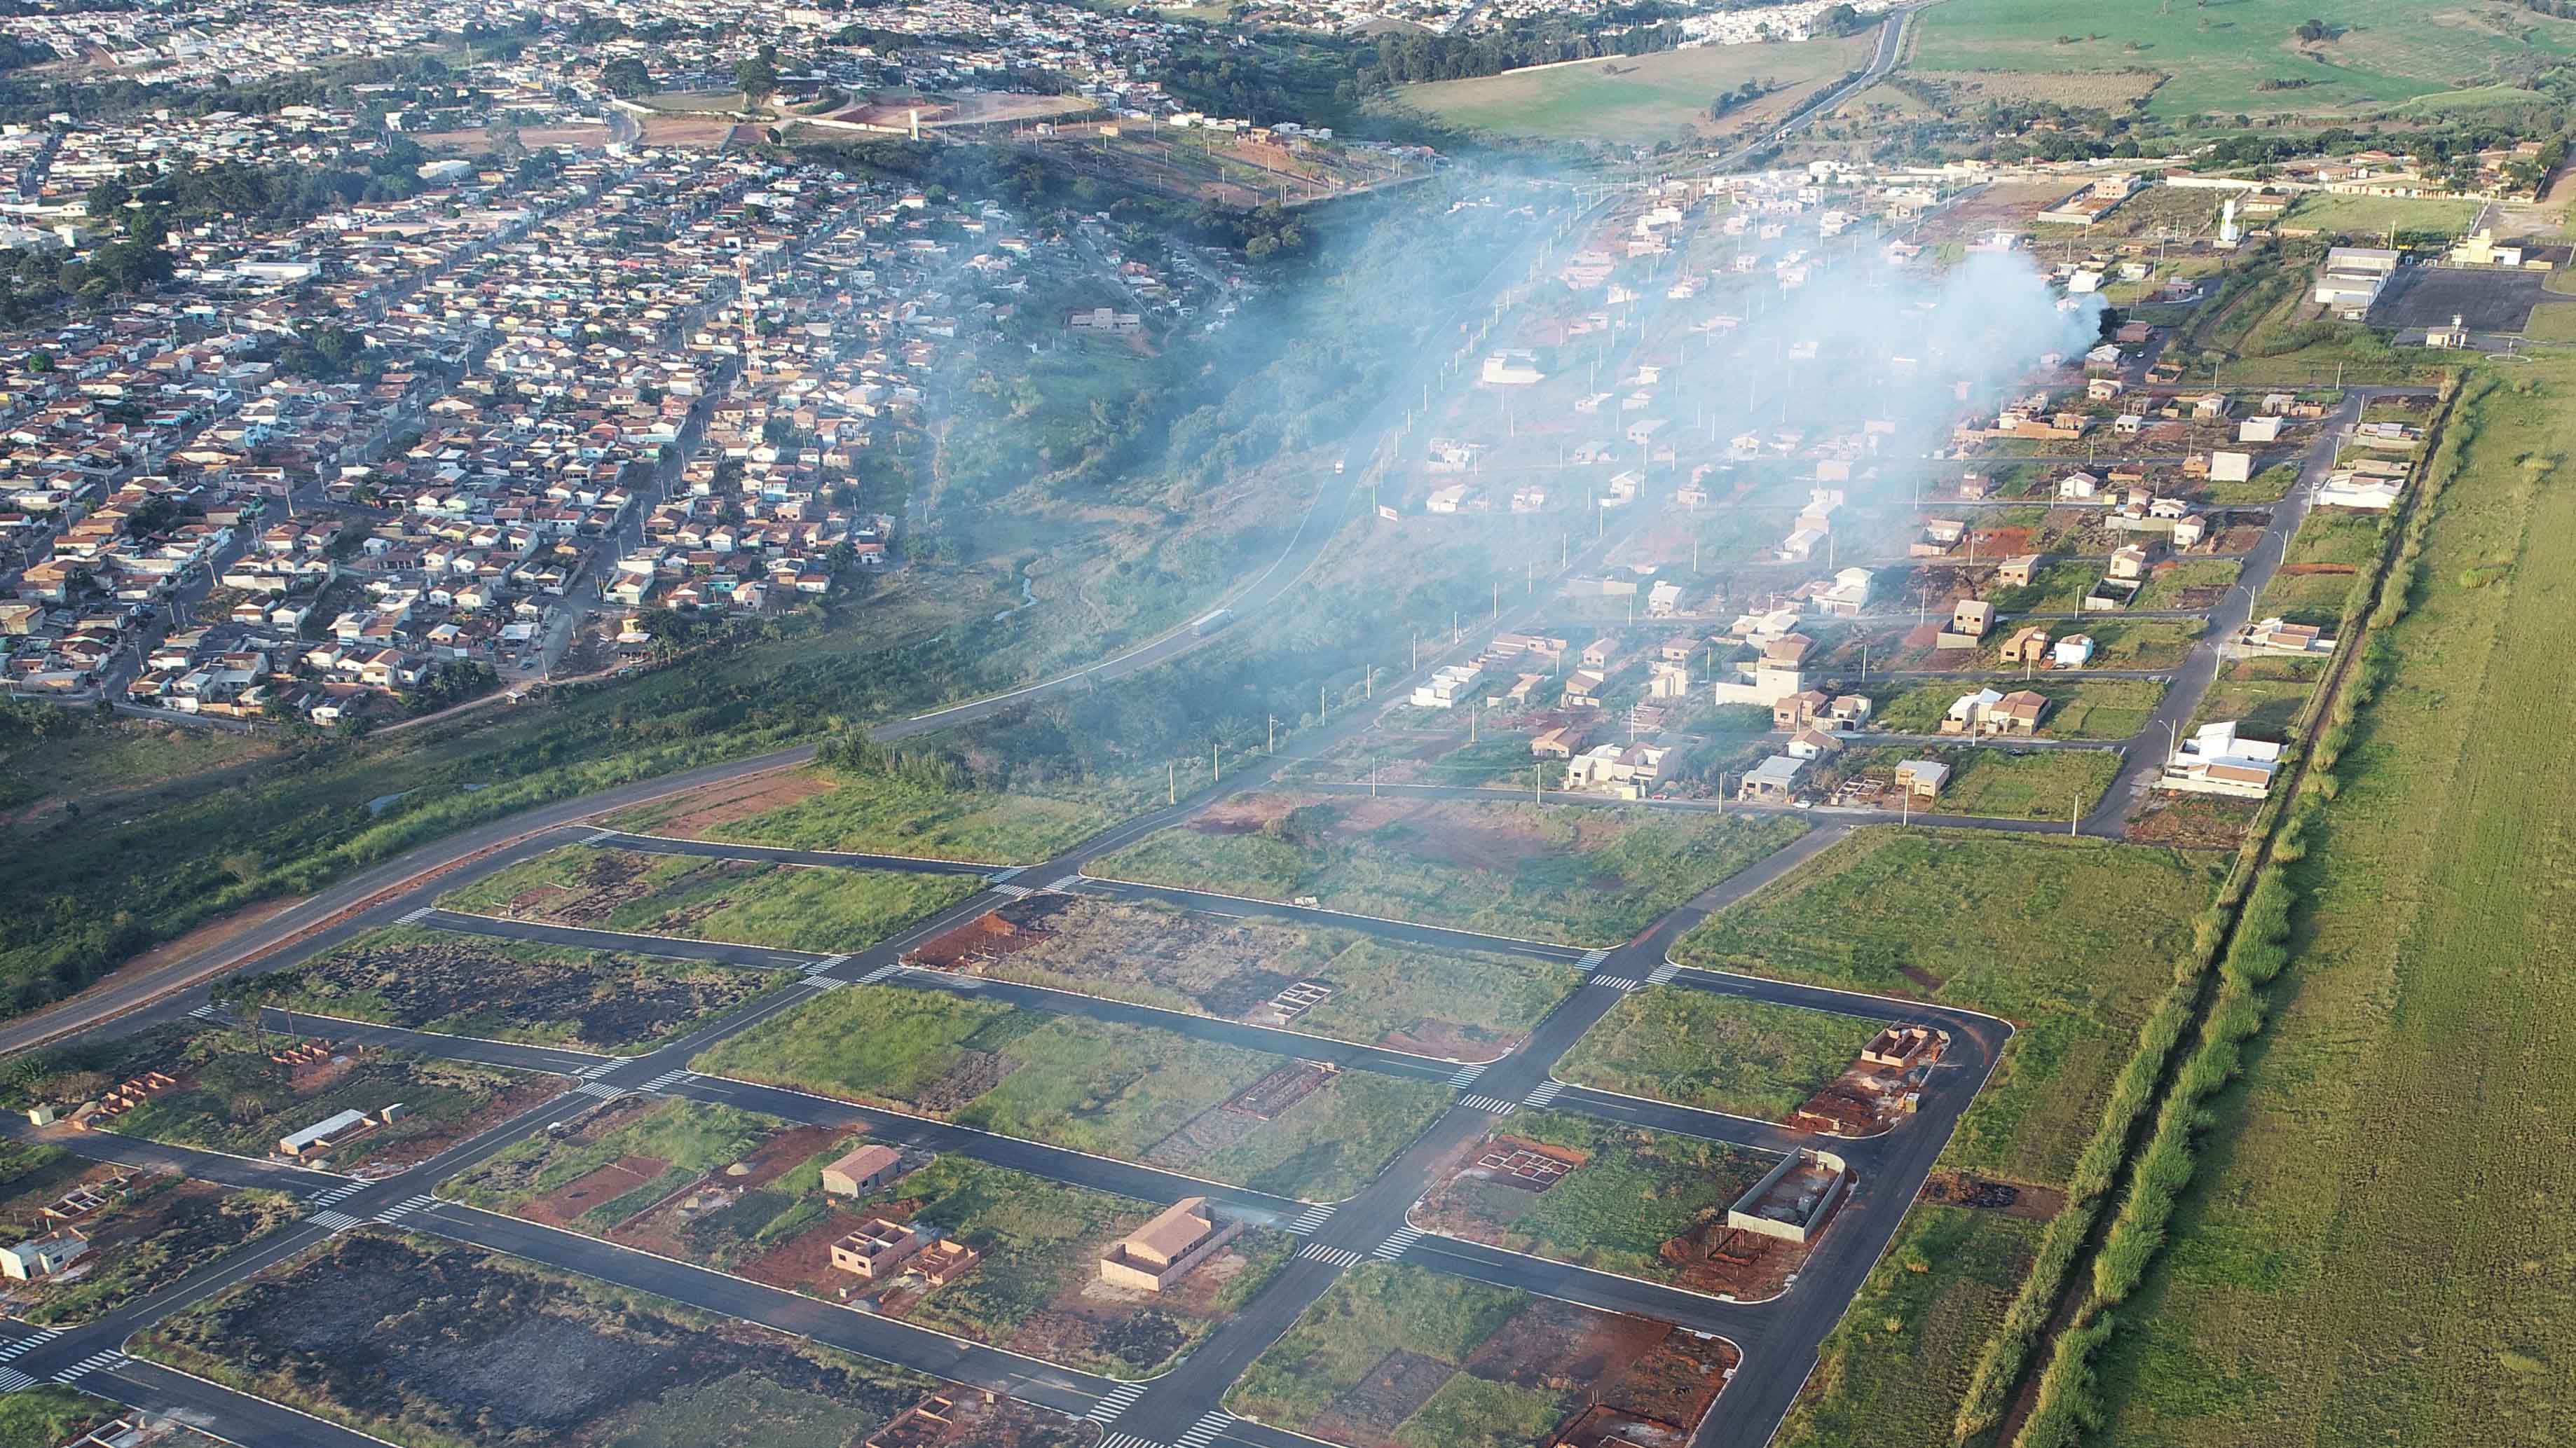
[1226,1262,1736,1448]
[1555,988,1877,1122]
[2089,366,2576,1448]
[442,1096,1281,1377]
[600,764,1111,864]
[1905,0,2576,123]
[1775,1204,2048,1448]
[0,1146,299,1327]
[1675,829,2221,1187]
[1387,35,1875,146]
[439,845,983,954]
[1411,1112,1779,1290]
[1863,679,2167,740]
[233,925,789,1054]
[1088,792,1807,946]
[1825,745,2125,822]
[691,983,1450,1199]
[912,893,1584,1061]
[133,1231,1085,1448]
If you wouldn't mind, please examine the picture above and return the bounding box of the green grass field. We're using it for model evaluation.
[1088,794,1807,946]
[1865,680,2168,740]
[1907,0,2576,123]
[439,845,982,955]
[1776,1206,2047,1448]
[2090,364,2576,1447]
[1388,34,1874,144]
[691,984,1448,1199]
[1675,829,2222,1186]
[2280,192,2484,240]
[1556,988,1876,1120]
[602,765,1113,864]
[1225,1263,1566,1438]
[1838,745,2125,822]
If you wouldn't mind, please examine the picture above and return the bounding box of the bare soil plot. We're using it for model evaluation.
[1413,1111,1787,1295]
[243,923,786,1054]
[132,1230,1011,1448]
[1091,792,1807,946]
[906,893,1584,1062]
[1228,1262,1736,1448]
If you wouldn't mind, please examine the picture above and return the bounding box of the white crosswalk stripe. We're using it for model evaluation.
[307,1182,367,1207]
[1296,1243,1363,1268]
[574,1081,626,1100]
[803,954,851,977]
[377,1194,439,1225]
[188,1004,226,1022]
[1283,1203,1336,1235]
[855,963,901,985]
[1046,874,1082,892]
[397,906,434,925]
[1099,1435,1162,1448]
[574,1059,620,1081]
[1373,1226,1427,1260]
[1458,1094,1518,1116]
[1178,1410,1235,1448]
[1446,1061,1487,1087]
[307,1209,363,1232]
[1523,1080,1567,1109]
[987,867,1026,885]
[1646,962,1679,985]
[0,1330,63,1364]
[54,1350,125,1384]
[0,1367,36,1393]
[990,884,1032,900]
[1591,977,1644,993]
[1085,1381,1149,1423]
[641,1069,694,1094]
[1576,948,1610,971]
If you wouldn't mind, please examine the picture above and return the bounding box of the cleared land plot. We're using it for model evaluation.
[1674,829,2219,1187]
[602,764,1109,864]
[238,924,786,1054]
[2072,619,2206,670]
[1775,1204,2046,1448]
[439,844,982,953]
[130,1231,1090,1448]
[2286,193,2484,240]
[0,1145,299,1327]
[92,1026,556,1171]
[1864,679,2167,740]
[1389,36,1873,145]
[444,1096,1278,1378]
[1226,1261,1736,1448]
[1412,1111,1780,1290]
[2191,666,2320,742]
[1906,0,2576,121]
[1089,793,1807,946]
[692,983,1450,1199]
[2256,566,2364,622]
[1556,987,1877,1122]
[916,893,1584,1061]
[2134,558,2240,611]
[2090,367,2576,1448]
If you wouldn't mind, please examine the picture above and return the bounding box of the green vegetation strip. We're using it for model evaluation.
[1556,988,1875,1121]
[439,845,983,954]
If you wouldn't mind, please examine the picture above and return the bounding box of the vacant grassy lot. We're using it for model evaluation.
[603,765,1110,864]
[1390,36,1874,145]
[692,984,1448,1199]
[1556,988,1876,1121]
[2257,567,2365,622]
[2135,558,2240,611]
[2078,619,2206,670]
[1907,0,2576,122]
[2281,192,2484,239]
[1865,679,2167,740]
[1676,829,2220,1187]
[238,924,786,1054]
[134,1231,951,1448]
[440,845,982,954]
[0,1388,130,1448]
[2190,668,2319,743]
[1090,793,1806,946]
[2090,368,2576,1447]
[1833,745,2125,822]
[1414,1111,1773,1284]
[1775,1206,2046,1448]
[973,895,1584,1061]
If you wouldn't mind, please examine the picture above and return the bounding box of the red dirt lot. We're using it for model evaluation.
[522,1156,666,1227]
[614,769,836,839]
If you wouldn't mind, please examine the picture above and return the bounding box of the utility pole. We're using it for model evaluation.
[1371,756,1378,797]
[1268,715,1277,752]
[1169,761,1176,805]
[1366,666,1374,700]
[1213,742,1221,785]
